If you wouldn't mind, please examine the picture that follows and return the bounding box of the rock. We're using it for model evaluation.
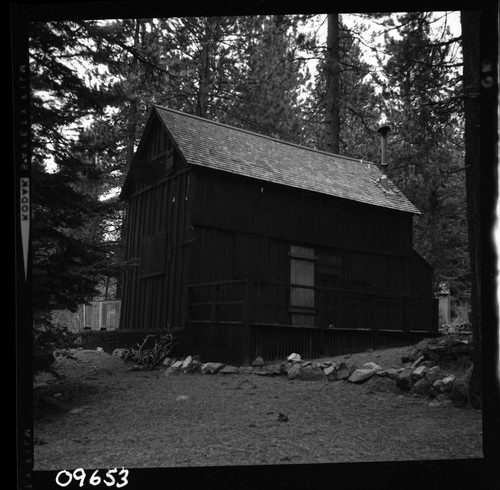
[297,365,326,381]
[411,356,425,369]
[201,362,225,374]
[252,356,265,367]
[112,348,129,359]
[362,362,382,371]
[412,365,428,380]
[164,365,180,376]
[162,357,174,367]
[427,387,438,399]
[287,363,303,380]
[187,359,202,373]
[96,347,104,352]
[336,362,350,380]
[287,353,301,362]
[348,367,378,384]
[171,360,183,369]
[181,356,193,370]
[323,365,337,376]
[441,375,456,392]
[451,381,469,407]
[265,364,284,376]
[385,368,403,380]
[425,366,441,381]
[411,377,431,395]
[396,368,414,391]
[220,365,239,374]
[407,347,422,361]
[326,370,339,381]
[238,366,253,375]
[433,379,444,391]
[253,369,270,376]
[319,361,336,369]
[366,376,396,393]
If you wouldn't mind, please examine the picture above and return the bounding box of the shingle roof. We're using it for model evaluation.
[154,105,420,215]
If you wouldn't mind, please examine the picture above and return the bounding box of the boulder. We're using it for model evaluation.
[326,370,339,382]
[252,356,265,367]
[366,376,396,393]
[411,377,431,395]
[238,366,253,375]
[412,365,428,380]
[362,362,383,371]
[164,365,181,376]
[411,356,425,369]
[396,368,414,391]
[287,353,301,362]
[348,367,378,384]
[385,368,404,380]
[297,365,326,381]
[220,365,239,374]
[187,359,202,373]
[181,356,193,370]
[287,363,303,380]
[336,362,350,380]
[425,366,441,382]
[162,357,174,367]
[441,375,456,392]
[201,362,225,374]
[432,379,444,391]
[323,365,337,376]
[112,348,129,359]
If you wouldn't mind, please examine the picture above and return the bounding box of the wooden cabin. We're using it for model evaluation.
[119,105,438,365]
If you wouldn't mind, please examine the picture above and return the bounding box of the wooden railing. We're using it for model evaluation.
[186,279,437,333]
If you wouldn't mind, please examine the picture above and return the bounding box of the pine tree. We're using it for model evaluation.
[226,15,309,143]
[378,12,469,300]
[29,21,123,321]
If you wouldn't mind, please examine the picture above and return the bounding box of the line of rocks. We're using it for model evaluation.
[114,333,474,408]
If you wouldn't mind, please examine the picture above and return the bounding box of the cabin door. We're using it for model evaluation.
[289,245,316,326]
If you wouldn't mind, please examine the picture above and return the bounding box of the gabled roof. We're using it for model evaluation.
[150,105,420,214]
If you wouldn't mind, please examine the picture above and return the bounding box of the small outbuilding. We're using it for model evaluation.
[118,105,437,365]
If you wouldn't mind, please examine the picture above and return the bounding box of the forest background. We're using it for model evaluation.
[28,10,471,326]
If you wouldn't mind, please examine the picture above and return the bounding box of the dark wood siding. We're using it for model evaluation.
[185,168,434,334]
[119,157,194,331]
[191,168,413,257]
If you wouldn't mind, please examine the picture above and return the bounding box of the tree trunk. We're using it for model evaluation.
[196,19,211,118]
[460,10,481,409]
[325,13,341,154]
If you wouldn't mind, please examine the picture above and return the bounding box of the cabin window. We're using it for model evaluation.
[151,149,174,177]
[140,232,168,277]
[289,245,316,327]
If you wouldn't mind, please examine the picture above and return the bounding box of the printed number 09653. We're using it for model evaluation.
[55,468,129,487]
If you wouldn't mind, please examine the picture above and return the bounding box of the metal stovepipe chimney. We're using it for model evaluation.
[377,125,391,191]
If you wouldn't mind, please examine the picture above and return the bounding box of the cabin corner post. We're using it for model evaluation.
[243,279,254,366]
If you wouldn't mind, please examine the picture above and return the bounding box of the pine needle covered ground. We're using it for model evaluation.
[33,346,482,470]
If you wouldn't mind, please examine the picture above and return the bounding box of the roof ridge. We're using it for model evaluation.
[153,105,377,167]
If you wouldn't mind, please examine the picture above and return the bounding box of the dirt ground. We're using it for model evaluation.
[32,346,483,470]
